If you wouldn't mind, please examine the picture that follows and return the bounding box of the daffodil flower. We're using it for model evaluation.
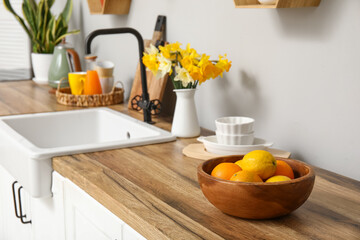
[145,44,159,55]
[157,54,172,78]
[142,42,231,89]
[174,66,194,87]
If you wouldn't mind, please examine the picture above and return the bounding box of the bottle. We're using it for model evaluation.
[84,55,98,71]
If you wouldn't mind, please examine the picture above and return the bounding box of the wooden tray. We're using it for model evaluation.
[56,80,124,107]
[183,143,291,160]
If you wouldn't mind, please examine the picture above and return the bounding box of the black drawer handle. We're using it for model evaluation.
[11,181,31,224]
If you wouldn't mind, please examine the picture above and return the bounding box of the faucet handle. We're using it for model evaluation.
[130,95,162,116]
[149,99,162,115]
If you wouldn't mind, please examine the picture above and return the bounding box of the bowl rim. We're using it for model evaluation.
[197,156,315,185]
[215,116,255,125]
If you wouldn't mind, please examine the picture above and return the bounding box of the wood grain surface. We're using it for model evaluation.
[0,81,359,240]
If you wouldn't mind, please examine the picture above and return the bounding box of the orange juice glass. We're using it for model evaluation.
[84,70,102,95]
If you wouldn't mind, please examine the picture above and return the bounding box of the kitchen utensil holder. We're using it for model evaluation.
[56,78,124,107]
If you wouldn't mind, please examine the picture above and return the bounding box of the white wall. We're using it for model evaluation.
[64,0,360,180]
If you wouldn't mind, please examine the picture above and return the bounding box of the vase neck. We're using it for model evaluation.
[173,88,196,98]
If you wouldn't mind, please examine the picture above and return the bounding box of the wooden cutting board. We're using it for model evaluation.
[182,143,291,160]
[128,16,169,111]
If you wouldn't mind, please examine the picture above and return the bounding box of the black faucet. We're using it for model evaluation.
[85,27,152,123]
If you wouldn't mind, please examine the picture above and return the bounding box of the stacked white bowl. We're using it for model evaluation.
[215,117,255,145]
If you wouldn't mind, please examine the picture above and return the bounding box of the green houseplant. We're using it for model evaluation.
[3,0,80,83]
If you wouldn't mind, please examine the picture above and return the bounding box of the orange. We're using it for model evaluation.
[230,171,263,182]
[266,175,291,183]
[274,160,294,179]
[235,150,276,180]
[211,163,242,180]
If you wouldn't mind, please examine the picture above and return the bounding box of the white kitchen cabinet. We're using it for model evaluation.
[30,172,66,240]
[0,165,32,240]
[0,166,145,240]
[63,176,146,240]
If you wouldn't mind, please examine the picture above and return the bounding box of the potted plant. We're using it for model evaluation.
[3,0,80,84]
[142,42,232,137]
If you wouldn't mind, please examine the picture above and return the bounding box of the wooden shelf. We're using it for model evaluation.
[87,0,131,15]
[234,0,321,8]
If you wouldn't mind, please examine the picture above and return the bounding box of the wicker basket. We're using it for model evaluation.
[56,79,124,107]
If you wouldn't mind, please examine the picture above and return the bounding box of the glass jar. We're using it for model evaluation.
[84,55,98,71]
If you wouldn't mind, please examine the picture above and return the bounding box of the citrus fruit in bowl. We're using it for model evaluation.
[197,155,315,219]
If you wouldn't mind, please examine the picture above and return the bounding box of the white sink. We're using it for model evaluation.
[0,108,176,198]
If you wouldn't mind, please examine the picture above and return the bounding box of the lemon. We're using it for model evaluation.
[266,175,291,183]
[235,150,276,180]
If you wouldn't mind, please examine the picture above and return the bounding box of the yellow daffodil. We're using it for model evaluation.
[189,66,203,83]
[157,54,172,78]
[159,45,171,59]
[159,42,181,60]
[142,42,231,88]
[181,43,200,59]
[142,53,159,75]
[181,56,193,70]
[174,66,194,87]
[145,44,159,55]
[215,55,232,77]
[198,54,210,68]
[201,61,215,80]
[169,42,181,52]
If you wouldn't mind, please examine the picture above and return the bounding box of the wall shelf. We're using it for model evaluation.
[234,0,321,8]
[87,0,131,14]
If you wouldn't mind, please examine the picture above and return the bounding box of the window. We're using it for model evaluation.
[0,0,32,81]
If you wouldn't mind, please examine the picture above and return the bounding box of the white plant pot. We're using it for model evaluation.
[171,89,201,138]
[31,53,53,84]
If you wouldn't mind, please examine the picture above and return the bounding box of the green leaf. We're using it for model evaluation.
[45,28,50,47]
[47,16,55,41]
[22,1,36,34]
[3,0,32,39]
[37,0,44,30]
[28,0,37,12]
[61,0,73,23]
[42,0,49,42]
[3,0,19,16]
[48,42,55,53]
[54,29,79,45]
[54,15,64,37]
[51,16,57,39]
[46,0,55,8]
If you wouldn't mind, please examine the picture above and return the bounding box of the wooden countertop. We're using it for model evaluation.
[1,81,360,240]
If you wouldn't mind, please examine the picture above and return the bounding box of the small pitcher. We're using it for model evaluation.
[48,44,81,88]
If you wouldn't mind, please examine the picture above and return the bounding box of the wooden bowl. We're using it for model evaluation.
[197,156,315,219]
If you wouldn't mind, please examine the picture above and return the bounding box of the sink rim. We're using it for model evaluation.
[0,107,176,159]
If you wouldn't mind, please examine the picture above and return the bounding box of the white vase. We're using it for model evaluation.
[31,53,53,84]
[171,89,201,138]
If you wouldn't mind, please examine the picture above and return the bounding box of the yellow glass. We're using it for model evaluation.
[68,72,86,95]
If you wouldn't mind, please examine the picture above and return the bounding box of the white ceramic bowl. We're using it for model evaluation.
[215,116,254,135]
[197,136,273,156]
[216,131,254,145]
